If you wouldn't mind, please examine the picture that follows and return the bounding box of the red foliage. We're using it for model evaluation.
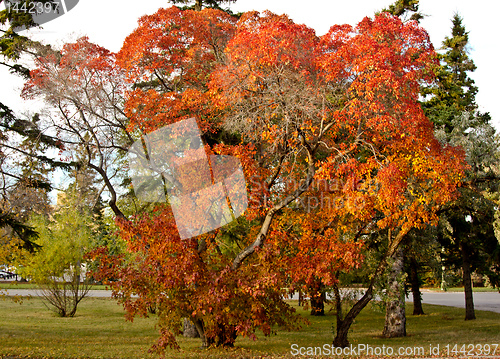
[79,7,466,352]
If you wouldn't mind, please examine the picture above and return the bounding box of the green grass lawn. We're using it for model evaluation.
[0,296,499,358]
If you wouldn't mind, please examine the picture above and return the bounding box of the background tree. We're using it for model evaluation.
[403,226,442,315]
[423,13,500,321]
[16,186,93,317]
[434,112,500,320]
[0,0,70,250]
[22,36,134,220]
[422,13,479,132]
[0,127,52,264]
[167,0,236,11]
[379,0,423,22]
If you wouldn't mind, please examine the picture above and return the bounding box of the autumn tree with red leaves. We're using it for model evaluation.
[210,10,465,347]
[94,7,310,350]
[25,5,466,353]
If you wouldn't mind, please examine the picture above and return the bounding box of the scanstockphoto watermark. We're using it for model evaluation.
[127,118,371,240]
[2,0,80,32]
[290,343,499,357]
[247,176,368,213]
[291,343,428,357]
[248,190,350,213]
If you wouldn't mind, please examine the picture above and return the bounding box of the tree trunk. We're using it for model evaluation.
[205,323,237,347]
[310,279,325,316]
[183,318,200,338]
[332,281,344,344]
[194,0,202,11]
[383,245,406,337]
[193,319,208,348]
[410,257,425,315]
[194,319,236,348]
[332,228,409,347]
[333,288,373,347]
[461,243,476,320]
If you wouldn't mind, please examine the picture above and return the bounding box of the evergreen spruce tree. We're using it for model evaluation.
[0,1,68,250]
[380,0,424,22]
[424,13,500,321]
[167,0,236,11]
[422,13,479,132]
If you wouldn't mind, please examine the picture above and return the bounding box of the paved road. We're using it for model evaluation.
[407,291,500,313]
[3,288,500,313]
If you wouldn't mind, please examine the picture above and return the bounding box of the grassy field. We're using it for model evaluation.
[0,295,499,358]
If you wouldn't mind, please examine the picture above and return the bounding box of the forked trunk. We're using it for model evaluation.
[333,288,373,347]
[332,228,409,347]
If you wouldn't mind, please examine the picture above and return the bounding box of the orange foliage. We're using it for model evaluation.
[83,7,466,351]
[117,6,237,134]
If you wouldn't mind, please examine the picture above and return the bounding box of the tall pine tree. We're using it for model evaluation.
[422,13,479,132]
[167,0,236,11]
[0,1,68,250]
[423,13,500,321]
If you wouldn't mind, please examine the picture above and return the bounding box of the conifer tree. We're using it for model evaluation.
[167,0,236,11]
[422,13,480,132]
[380,0,423,22]
[424,13,500,321]
[0,1,68,249]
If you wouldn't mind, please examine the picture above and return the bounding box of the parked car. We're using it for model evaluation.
[0,270,16,280]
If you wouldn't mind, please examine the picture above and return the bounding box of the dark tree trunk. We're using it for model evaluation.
[310,293,325,316]
[194,319,236,348]
[383,246,406,337]
[205,323,237,347]
[410,257,425,315]
[461,243,476,320]
[310,280,325,316]
[194,319,208,348]
[333,288,373,347]
[332,228,408,347]
[332,281,345,345]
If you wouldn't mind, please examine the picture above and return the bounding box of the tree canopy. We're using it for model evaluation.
[2,2,480,353]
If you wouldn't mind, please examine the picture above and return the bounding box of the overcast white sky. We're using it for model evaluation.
[1,0,498,129]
